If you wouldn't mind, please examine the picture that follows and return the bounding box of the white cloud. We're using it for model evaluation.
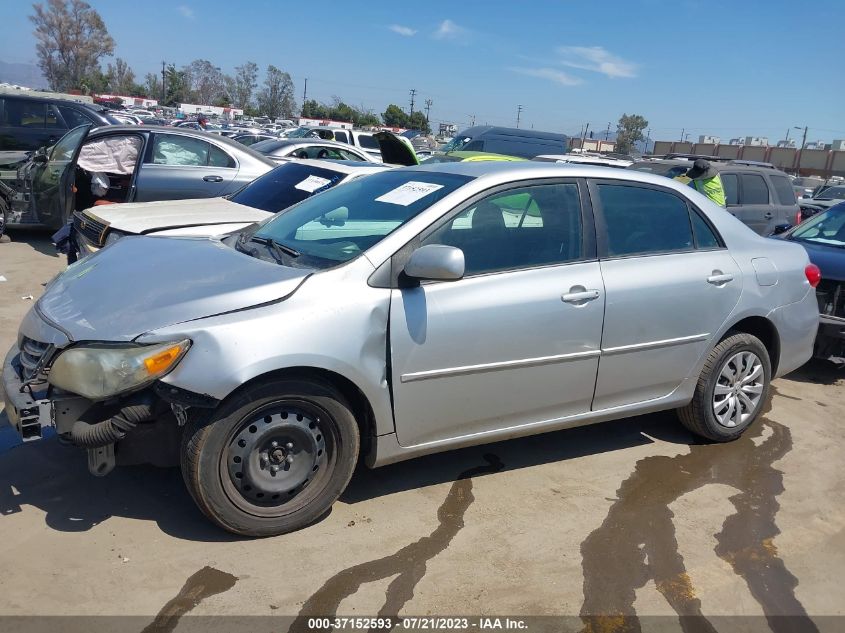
[388,24,417,36]
[177,5,194,19]
[556,46,637,78]
[508,66,583,86]
[433,19,467,40]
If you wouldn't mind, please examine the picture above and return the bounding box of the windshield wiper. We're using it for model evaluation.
[247,235,300,262]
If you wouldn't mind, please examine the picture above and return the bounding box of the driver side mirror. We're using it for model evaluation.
[771,223,792,236]
[403,244,465,282]
[33,153,48,164]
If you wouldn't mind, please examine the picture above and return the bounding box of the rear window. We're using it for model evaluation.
[769,175,797,206]
[740,174,770,205]
[229,162,347,213]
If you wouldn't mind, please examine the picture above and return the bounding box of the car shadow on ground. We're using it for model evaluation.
[0,406,694,541]
[5,229,60,259]
[782,358,843,386]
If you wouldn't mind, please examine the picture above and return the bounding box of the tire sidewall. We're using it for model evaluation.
[700,335,771,440]
[184,379,359,536]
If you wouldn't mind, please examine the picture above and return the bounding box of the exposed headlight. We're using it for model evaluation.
[48,340,191,400]
[104,229,126,246]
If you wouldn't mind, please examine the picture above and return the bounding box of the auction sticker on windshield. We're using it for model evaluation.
[295,175,333,193]
[375,181,444,206]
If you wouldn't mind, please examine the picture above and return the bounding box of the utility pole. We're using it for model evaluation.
[470,114,475,127]
[605,121,611,140]
[645,128,651,154]
[302,78,308,104]
[424,98,432,123]
[680,127,685,142]
[580,122,590,150]
[161,60,166,104]
[516,104,523,129]
[800,125,808,150]
[409,88,417,116]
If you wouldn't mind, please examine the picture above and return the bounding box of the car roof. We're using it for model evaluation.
[406,159,686,187]
[288,158,390,174]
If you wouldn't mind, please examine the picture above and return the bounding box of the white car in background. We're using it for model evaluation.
[533,153,634,168]
[72,159,391,256]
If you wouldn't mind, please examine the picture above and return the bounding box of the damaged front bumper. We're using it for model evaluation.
[2,345,91,441]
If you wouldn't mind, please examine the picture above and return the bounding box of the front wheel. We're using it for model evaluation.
[677,332,771,441]
[181,378,360,536]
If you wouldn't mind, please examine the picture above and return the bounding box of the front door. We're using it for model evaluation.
[589,180,742,410]
[723,171,774,235]
[30,124,91,229]
[389,180,604,447]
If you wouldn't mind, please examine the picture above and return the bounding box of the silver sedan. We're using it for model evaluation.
[251,138,378,163]
[2,162,820,536]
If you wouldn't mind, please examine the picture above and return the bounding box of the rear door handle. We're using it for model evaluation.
[203,175,223,182]
[562,289,600,304]
[764,211,773,219]
[707,273,734,285]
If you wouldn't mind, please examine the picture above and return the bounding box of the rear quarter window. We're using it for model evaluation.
[769,175,797,206]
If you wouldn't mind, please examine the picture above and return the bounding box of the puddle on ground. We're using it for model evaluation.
[142,566,238,633]
[579,389,818,633]
[290,454,504,632]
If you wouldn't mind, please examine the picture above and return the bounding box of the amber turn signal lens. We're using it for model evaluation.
[143,345,185,375]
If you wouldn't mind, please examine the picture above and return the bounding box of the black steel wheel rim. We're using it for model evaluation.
[220,400,335,517]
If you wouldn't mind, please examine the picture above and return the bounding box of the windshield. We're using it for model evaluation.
[791,204,845,248]
[287,127,319,139]
[815,186,845,200]
[440,136,471,152]
[246,170,473,269]
[229,162,347,213]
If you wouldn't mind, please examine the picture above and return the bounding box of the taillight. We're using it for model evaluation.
[805,264,821,288]
[795,210,802,226]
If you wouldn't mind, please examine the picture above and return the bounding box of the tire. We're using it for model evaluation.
[0,197,9,243]
[181,378,360,537]
[677,332,771,442]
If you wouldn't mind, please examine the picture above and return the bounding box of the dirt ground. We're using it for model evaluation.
[0,230,843,632]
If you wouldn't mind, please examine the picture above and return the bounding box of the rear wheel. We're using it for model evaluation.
[677,332,771,441]
[181,378,360,536]
[0,196,9,243]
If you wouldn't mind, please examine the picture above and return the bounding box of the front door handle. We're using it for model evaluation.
[764,211,773,219]
[707,272,734,285]
[203,175,223,182]
[562,289,601,304]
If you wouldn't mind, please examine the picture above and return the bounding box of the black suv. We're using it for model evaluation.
[0,92,120,151]
[629,155,800,235]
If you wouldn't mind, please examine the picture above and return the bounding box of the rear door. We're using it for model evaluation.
[723,170,774,234]
[590,180,742,409]
[768,173,801,227]
[29,124,91,229]
[132,132,238,201]
[0,98,65,152]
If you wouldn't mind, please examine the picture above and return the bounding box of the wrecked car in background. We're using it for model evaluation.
[774,201,845,364]
[72,159,390,255]
[9,124,273,230]
[1,162,819,536]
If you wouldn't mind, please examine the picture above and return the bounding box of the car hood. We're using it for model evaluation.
[798,239,845,281]
[38,235,309,342]
[89,197,272,235]
[802,198,844,210]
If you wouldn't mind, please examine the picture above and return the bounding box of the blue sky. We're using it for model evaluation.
[2,0,844,144]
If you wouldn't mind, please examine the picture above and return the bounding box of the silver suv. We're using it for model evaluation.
[629,156,801,234]
[2,162,819,535]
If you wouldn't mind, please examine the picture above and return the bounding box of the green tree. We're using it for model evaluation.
[382,104,409,128]
[257,65,296,119]
[143,72,161,99]
[163,63,189,106]
[30,0,115,92]
[615,113,649,154]
[227,61,258,110]
[184,59,225,105]
[408,111,430,134]
[104,57,135,95]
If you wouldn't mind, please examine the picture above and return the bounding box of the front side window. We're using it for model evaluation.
[58,105,92,128]
[249,171,473,269]
[422,183,583,275]
[333,131,349,144]
[598,184,693,256]
[721,173,739,205]
[740,174,770,205]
